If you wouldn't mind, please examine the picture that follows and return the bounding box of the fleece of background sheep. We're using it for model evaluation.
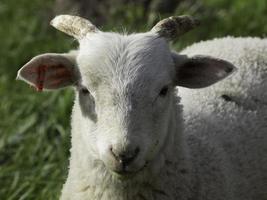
[179,37,267,199]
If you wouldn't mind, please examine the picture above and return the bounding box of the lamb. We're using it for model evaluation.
[16,15,267,200]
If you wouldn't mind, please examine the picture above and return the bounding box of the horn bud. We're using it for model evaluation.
[151,15,200,40]
[50,15,99,39]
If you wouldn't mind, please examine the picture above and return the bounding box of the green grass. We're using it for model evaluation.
[0,0,74,199]
[0,0,266,199]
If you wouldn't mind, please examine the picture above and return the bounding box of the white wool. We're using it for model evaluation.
[179,37,267,199]
[58,36,267,200]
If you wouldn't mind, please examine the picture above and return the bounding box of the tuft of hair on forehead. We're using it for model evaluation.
[77,31,174,89]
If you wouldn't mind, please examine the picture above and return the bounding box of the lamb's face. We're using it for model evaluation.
[17,14,236,178]
[76,32,176,174]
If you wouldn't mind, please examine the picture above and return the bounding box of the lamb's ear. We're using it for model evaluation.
[172,53,236,88]
[17,52,79,91]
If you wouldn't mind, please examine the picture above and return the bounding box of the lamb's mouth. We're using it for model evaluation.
[110,163,148,179]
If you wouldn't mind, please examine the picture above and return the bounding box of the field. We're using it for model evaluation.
[0,0,266,199]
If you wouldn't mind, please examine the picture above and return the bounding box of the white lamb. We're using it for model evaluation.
[17,15,267,200]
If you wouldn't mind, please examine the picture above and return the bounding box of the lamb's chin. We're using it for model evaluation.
[104,167,150,184]
[110,166,146,179]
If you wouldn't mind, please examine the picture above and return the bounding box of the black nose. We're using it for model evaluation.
[110,147,140,167]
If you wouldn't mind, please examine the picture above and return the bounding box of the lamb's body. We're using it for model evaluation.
[17,15,267,200]
[61,37,267,200]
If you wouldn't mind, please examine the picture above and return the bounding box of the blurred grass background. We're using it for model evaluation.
[0,0,266,199]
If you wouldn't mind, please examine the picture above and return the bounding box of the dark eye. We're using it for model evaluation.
[159,86,168,97]
[80,87,89,95]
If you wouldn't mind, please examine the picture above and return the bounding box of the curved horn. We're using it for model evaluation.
[50,15,99,40]
[151,15,200,40]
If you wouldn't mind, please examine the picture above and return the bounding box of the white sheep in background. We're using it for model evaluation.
[179,37,267,200]
[17,15,267,200]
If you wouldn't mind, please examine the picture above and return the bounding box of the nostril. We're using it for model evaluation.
[134,147,140,157]
[110,146,115,157]
[110,146,140,166]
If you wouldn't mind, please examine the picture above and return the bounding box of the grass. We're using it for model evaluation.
[0,0,74,199]
[0,0,266,199]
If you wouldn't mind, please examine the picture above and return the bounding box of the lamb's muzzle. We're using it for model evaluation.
[110,146,140,172]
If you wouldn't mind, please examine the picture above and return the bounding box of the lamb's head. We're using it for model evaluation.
[17,15,235,177]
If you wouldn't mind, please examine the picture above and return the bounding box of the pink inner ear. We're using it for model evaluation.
[45,64,73,89]
[37,65,46,91]
[22,64,73,91]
